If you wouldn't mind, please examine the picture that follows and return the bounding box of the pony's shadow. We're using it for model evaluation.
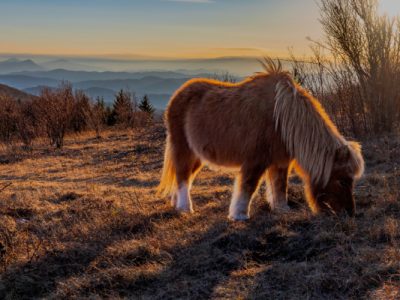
[126,206,301,299]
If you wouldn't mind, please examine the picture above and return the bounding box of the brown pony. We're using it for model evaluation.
[157,58,364,220]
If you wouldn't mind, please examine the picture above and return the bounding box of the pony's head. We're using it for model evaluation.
[308,141,364,216]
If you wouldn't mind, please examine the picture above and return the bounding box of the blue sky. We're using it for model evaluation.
[1,0,399,58]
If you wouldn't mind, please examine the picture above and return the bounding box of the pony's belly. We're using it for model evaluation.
[187,137,243,170]
[200,150,240,169]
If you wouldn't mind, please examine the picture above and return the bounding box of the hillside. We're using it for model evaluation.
[0,125,399,299]
[0,83,36,101]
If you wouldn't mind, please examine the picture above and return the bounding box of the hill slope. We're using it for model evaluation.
[0,83,36,101]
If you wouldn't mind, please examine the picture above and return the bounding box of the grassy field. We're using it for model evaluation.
[0,124,399,299]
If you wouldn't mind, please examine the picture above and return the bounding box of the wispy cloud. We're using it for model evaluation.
[164,0,214,3]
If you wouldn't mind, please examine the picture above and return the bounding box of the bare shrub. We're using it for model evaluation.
[0,96,19,144]
[17,99,38,148]
[35,83,75,149]
[291,0,400,136]
[85,97,107,139]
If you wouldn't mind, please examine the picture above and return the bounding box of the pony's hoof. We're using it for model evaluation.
[273,204,290,213]
[228,213,250,221]
[176,206,194,214]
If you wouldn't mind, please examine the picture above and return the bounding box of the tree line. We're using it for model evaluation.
[0,82,156,149]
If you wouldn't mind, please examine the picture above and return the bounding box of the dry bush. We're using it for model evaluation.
[291,0,400,136]
[0,96,19,144]
[17,99,38,148]
[35,83,75,149]
[70,90,91,133]
[0,96,38,148]
[85,97,107,139]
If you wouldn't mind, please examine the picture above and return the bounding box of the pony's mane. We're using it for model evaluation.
[274,76,347,186]
[258,57,283,75]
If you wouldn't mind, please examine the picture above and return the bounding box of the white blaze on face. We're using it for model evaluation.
[176,183,193,213]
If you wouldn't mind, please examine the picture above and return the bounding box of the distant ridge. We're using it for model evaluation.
[0,58,43,74]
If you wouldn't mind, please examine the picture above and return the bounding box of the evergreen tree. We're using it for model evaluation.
[112,89,135,127]
[138,95,155,117]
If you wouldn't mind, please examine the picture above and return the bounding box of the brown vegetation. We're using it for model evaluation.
[291,0,400,136]
[0,83,155,150]
[0,124,398,299]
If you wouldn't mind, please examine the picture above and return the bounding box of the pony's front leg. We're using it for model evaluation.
[229,166,266,221]
[266,165,290,212]
[175,181,193,213]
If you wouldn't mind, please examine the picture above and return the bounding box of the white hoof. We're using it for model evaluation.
[175,183,193,213]
[176,205,194,214]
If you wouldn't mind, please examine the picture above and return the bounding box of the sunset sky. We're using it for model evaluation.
[1,0,400,59]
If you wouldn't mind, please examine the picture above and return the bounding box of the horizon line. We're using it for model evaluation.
[0,51,292,61]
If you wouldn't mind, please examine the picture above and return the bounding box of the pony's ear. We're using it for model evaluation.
[335,142,365,179]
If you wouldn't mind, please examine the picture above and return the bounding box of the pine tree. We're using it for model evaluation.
[112,89,135,127]
[138,95,155,117]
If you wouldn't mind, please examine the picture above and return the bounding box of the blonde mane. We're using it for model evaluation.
[274,76,346,187]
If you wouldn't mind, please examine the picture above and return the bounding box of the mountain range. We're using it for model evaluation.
[0,57,262,108]
[0,58,43,74]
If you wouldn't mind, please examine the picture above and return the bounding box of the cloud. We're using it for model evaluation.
[164,0,214,3]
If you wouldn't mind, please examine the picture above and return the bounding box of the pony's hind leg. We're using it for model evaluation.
[266,165,290,212]
[174,154,202,213]
[229,165,266,221]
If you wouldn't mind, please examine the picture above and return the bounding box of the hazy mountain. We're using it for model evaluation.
[12,69,194,82]
[22,85,54,96]
[41,59,99,72]
[146,94,171,110]
[82,87,116,103]
[73,77,188,95]
[0,75,59,90]
[0,58,43,74]
[0,54,266,75]
[0,83,36,101]
[24,85,117,103]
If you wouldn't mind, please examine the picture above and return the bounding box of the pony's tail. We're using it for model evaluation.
[157,136,177,197]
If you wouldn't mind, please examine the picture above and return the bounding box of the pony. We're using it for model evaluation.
[157,58,364,220]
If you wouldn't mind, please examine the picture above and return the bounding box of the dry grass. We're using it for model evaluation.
[0,124,399,299]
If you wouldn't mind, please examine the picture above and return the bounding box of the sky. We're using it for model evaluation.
[1,0,400,59]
